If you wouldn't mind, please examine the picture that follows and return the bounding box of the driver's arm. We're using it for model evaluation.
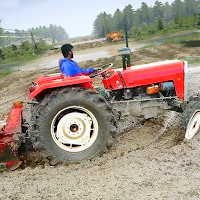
[60,60,95,77]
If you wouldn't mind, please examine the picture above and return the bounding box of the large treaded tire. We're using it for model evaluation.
[182,101,200,129]
[30,87,116,163]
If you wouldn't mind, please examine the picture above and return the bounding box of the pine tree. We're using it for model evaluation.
[140,2,153,25]
[154,1,164,18]
[123,4,135,30]
[113,9,124,31]
[172,0,185,18]
[158,17,164,30]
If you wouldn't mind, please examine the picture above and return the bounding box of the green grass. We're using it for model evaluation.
[180,57,200,64]
[164,33,200,46]
[0,44,54,65]
[132,27,198,41]
[0,69,14,79]
[135,44,158,50]
[0,54,41,65]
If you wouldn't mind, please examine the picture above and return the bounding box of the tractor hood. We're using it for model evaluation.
[102,60,188,101]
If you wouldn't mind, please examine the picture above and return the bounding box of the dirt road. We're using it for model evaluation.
[0,43,200,199]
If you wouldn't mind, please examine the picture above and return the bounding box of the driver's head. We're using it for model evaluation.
[61,44,73,58]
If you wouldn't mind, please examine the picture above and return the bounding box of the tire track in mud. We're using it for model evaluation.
[1,45,200,199]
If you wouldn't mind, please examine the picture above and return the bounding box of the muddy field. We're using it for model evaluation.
[0,43,200,199]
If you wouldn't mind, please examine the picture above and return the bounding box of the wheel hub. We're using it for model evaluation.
[185,109,200,139]
[56,112,92,145]
[70,124,79,132]
[51,106,99,153]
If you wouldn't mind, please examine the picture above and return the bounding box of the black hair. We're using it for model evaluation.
[61,44,73,57]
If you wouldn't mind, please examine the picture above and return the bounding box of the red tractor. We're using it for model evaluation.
[0,45,199,171]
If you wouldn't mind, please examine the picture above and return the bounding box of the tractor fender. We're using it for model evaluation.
[29,73,94,99]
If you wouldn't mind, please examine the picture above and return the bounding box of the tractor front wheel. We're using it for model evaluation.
[183,101,200,139]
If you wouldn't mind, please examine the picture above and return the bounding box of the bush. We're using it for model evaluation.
[0,40,53,65]
[20,41,31,51]
[0,49,5,59]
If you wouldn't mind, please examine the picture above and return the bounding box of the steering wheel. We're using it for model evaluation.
[90,63,113,78]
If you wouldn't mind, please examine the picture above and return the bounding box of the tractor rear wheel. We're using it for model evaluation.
[30,88,115,163]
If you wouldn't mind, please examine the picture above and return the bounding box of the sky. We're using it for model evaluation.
[0,0,175,38]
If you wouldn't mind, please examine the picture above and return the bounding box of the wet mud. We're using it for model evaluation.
[0,43,200,199]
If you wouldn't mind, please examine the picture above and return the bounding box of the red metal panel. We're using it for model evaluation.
[102,60,184,100]
[102,71,123,90]
[29,73,94,99]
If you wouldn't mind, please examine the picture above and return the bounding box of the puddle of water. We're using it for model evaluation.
[0,62,22,70]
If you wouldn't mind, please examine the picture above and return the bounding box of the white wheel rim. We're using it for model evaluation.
[51,106,98,152]
[185,109,200,139]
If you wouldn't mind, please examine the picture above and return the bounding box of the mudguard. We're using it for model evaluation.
[29,73,94,99]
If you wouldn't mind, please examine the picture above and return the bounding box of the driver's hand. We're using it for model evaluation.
[93,69,101,73]
[89,69,99,78]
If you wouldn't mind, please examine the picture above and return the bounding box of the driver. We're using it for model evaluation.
[59,44,95,77]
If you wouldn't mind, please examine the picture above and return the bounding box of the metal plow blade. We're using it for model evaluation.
[0,101,22,171]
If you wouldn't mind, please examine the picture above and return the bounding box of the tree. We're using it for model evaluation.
[183,0,198,16]
[141,22,149,34]
[112,9,124,31]
[20,41,31,51]
[0,49,5,59]
[154,1,164,18]
[163,2,173,22]
[11,44,17,57]
[158,17,164,30]
[129,26,141,36]
[0,27,3,47]
[93,12,113,37]
[174,16,185,27]
[28,25,69,41]
[123,4,135,30]
[149,20,159,33]
[140,2,153,25]
[165,20,177,30]
[134,9,142,26]
[93,16,101,36]
[172,0,185,18]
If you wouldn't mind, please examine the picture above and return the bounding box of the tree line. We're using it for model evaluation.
[0,24,69,47]
[27,24,69,41]
[93,0,199,37]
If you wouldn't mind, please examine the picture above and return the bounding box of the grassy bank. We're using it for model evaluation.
[0,41,53,65]
[0,54,41,65]
[0,69,14,79]
[164,32,200,46]
[136,32,200,50]
[132,27,198,41]
[0,41,54,79]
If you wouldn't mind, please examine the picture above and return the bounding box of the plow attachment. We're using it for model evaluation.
[0,101,22,171]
